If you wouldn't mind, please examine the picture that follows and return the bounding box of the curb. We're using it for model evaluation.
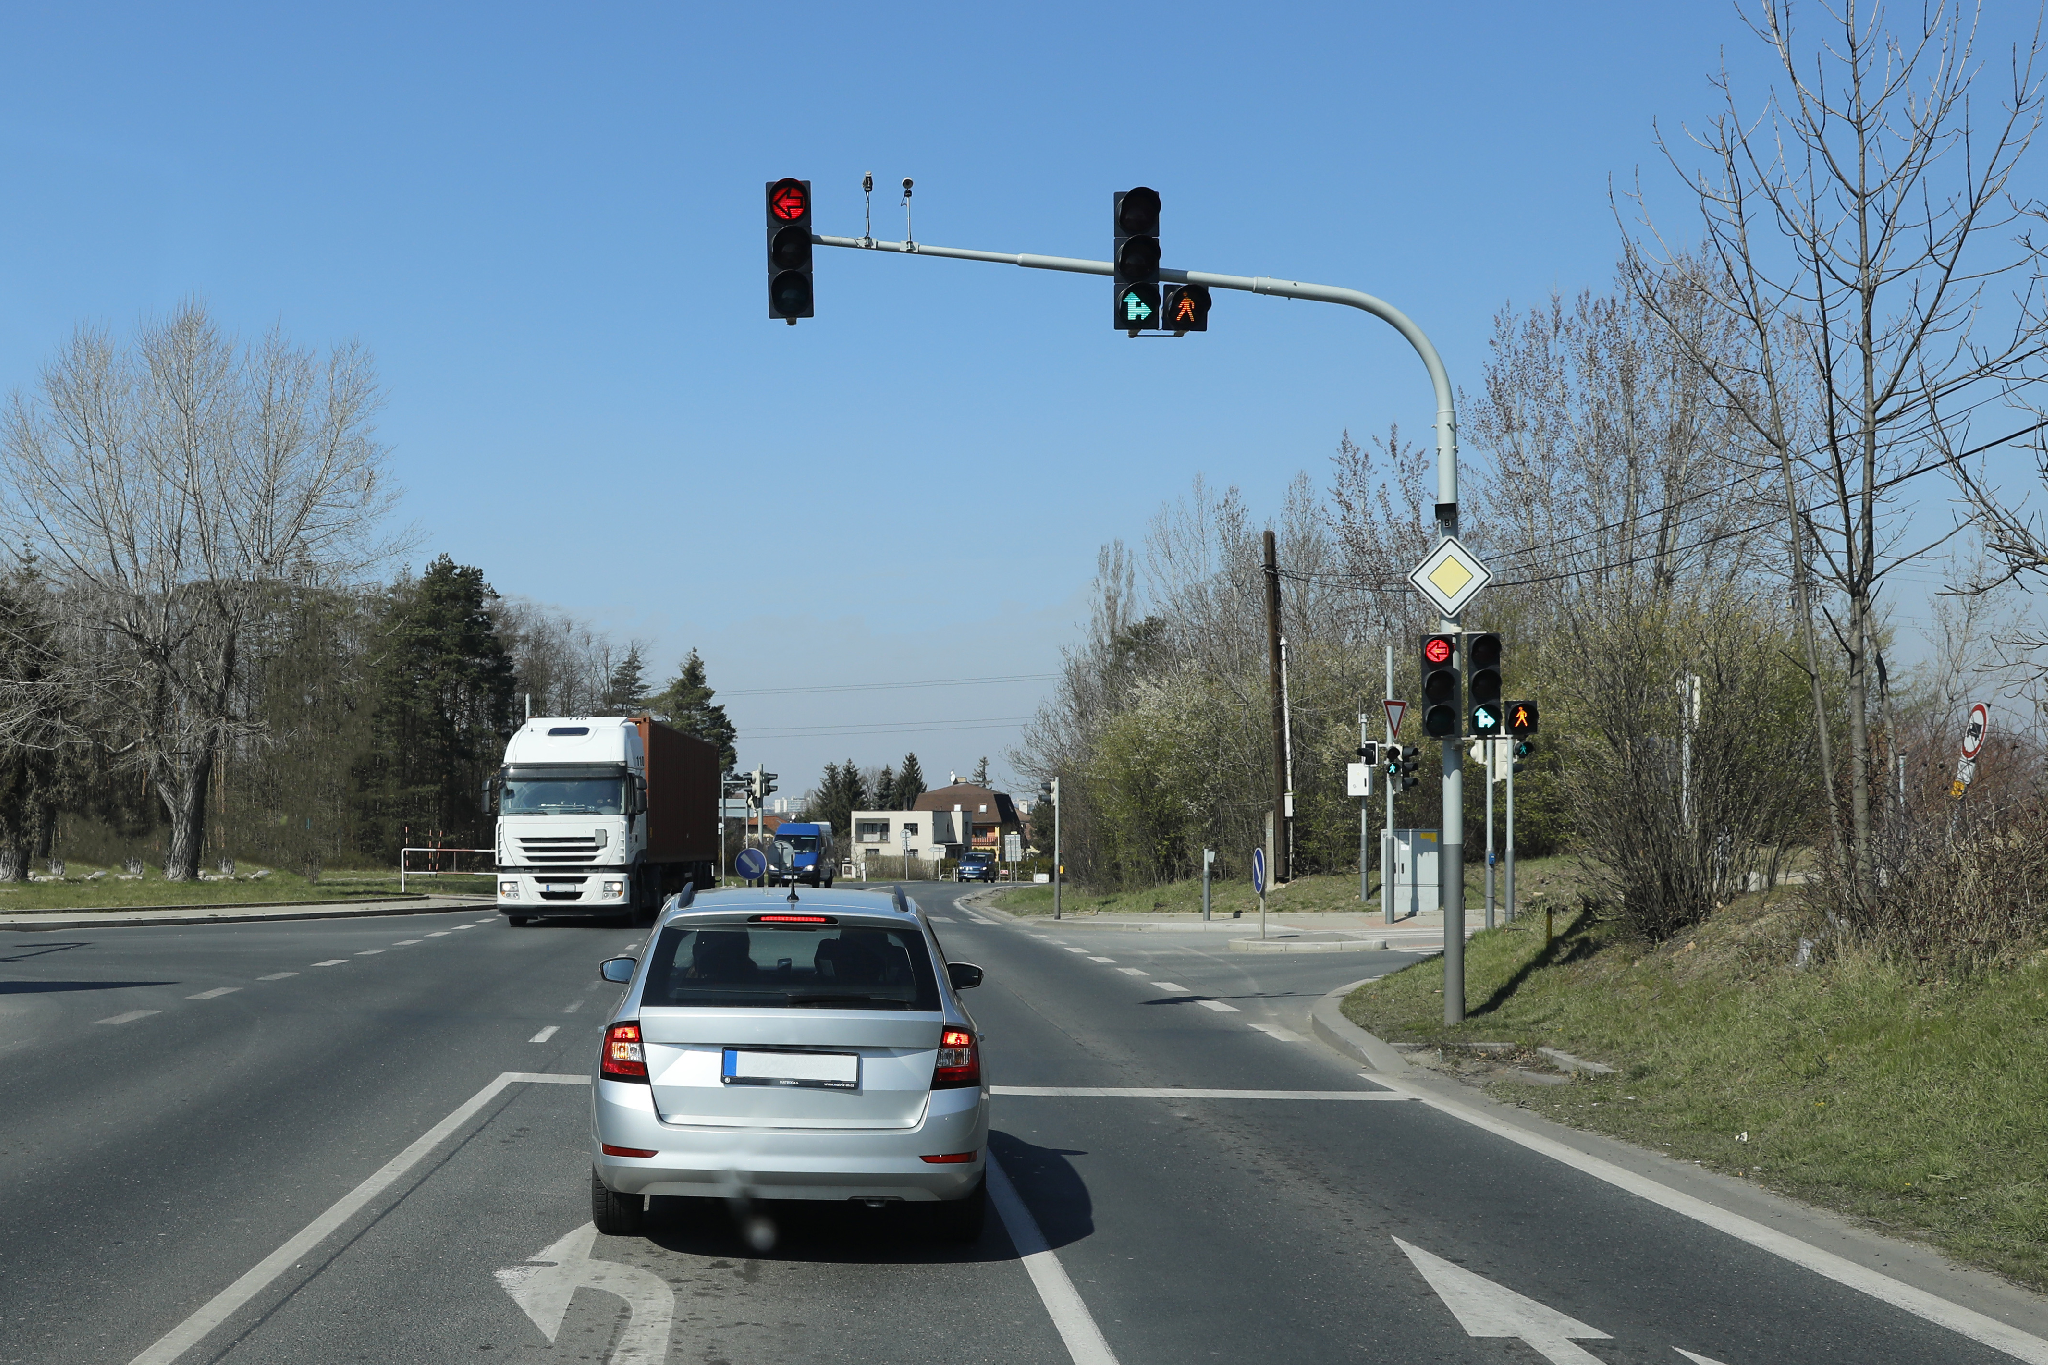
[0,896,493,932]
[1229,936,1382,953]
[1309,979,1413,1073]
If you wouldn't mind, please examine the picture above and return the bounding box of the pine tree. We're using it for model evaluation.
[603,645,650,714]
[805,759,868,836]
[895,752,926,806]
[874,764,896,811]
[971,756,990,787]
[650,649,737,771]
[354,555,516,858]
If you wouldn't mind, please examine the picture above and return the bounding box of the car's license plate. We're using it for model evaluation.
[721,1048,859,1089]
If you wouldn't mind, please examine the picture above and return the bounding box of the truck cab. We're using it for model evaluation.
[770,822,836,888]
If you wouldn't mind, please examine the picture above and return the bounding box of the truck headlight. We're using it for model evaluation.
[499,880,520,898]
[603,880,625,897]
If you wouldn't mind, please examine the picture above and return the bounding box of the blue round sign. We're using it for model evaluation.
[735,847,768,880]
[1251,846,1266,895]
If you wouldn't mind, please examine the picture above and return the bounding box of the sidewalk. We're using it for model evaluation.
[0,894,495,932]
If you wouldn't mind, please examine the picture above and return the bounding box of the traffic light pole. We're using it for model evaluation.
[810,229,1465,1022]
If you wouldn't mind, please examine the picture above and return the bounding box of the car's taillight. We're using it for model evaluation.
[601,1022,648,1082]
[931,1027,979,1089]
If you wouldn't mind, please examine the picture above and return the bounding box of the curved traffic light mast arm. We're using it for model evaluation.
[811,234,1458,509]
[813,229,1469,1024]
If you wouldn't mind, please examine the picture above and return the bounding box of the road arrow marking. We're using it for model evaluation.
[1395,1238,1611,1364]
[496,1222,674,1363]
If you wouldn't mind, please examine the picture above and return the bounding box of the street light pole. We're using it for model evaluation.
[810,228,1462,1017]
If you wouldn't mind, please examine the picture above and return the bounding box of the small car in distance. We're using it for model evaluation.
[954,852,998,882]
[589,884,989,1242]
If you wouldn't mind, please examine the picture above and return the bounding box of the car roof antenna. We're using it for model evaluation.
[786,882,800,904]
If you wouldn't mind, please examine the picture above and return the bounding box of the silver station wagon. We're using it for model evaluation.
[588,884,989,1241]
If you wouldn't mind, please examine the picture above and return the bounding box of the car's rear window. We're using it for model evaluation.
[642,922,940,1011]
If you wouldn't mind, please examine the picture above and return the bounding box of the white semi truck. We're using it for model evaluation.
[490,716,719,925]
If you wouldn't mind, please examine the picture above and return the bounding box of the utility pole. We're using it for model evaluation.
[1504,742,1516,922]
[1384,643,1396,925]
[1483,737,1496,930]
[1052,776,1063,921]
[1263,530,1289,884]
[1359,712,1372,903]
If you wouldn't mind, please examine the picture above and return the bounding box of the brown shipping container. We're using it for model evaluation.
[635,717,720,865]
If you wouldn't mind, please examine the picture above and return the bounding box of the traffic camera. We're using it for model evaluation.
[1420,634,1460,737]
[765,178,814,323]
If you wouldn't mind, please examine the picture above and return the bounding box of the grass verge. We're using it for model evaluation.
[0,864,493,911]
[1341,895,2048,1291]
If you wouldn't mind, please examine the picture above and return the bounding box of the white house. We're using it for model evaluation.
[846,808,969,879]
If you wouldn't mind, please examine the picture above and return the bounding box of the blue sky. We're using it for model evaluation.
[1,2,2025,794]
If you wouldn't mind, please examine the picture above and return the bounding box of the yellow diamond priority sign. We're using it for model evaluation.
[1409,536,1493,617]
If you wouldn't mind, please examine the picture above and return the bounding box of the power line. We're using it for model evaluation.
[722,672,1055,697]
[745,715,1034,739]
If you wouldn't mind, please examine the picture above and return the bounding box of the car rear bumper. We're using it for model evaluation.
[591,1078,988,1202]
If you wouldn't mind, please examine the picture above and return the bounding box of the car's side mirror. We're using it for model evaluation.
[598,956,636,984]
[947,961,984,990]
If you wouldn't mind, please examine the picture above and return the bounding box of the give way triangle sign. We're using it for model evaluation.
[1384,700,1407,737]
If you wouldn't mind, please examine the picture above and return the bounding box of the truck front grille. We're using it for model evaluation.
[518,836,602,866]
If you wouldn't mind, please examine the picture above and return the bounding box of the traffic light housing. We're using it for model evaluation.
[765,178,813,323]
[1513,738,1535,774]
[1421,634,1460,737]
[1467,632,1503,737]
[1113,187,1162,332]
[1398,745,1421,790]
[1357,742,1380,766]
[1507,699,1540,736]
[1162,282,1210,333]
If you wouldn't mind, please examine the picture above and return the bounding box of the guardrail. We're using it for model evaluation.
[399,847,496,893]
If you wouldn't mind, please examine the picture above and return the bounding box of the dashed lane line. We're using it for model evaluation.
[1115,967,1147,976]
[1064,947,1089,954]
[311,960,348,967]
[426,931,451,938]
[354,949,384,956]
[1150,982,1190,993]
[186,987,241,1000]
[1197,999,1239,1013]
[257,972,297,981]
[392,939,422,946]
[529,1025,560,1043]
[96,1010,160,1025]
[1087,956,1115,963]
[1247,1021,1304,1042]
[563,999,584,1012]
[931,915,957,922]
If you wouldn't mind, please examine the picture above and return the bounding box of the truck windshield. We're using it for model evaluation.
[500,777,625,815]
[780,836,820,853]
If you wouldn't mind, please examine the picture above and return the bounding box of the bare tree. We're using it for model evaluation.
[1624,0,2047,888]
[0,302,397,878]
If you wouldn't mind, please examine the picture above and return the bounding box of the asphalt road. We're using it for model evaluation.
[1,885,2041,1364]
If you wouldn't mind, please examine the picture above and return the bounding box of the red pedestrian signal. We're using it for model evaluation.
[1163,283,1210,333]
[1508,700,1540,736]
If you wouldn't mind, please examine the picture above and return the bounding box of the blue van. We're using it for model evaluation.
[772,822,838,887]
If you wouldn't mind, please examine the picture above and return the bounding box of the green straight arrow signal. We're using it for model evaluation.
[1123,291,1153,322]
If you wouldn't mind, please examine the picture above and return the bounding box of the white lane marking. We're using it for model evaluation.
[1197,999,1239,1013]
[993,1086,1405,1100]
[500,1225,672,1359]
[127,1071,589,1365]
[529,1025,561,1043]
[1247,1022,1304,1042]
[96,1010,160,1025]
[452,925,475,931]
[1396,1237,1610,1364]
[311,959,348,967]
[354,949,384,956]
[1675,1353,1734,1364]
[392,939,422,946]
[1087,956,1115,963]
[475,917,496,923]
[1064,947,1089,954]
[497,1222,673,1364]
[967,915,995,925]
[563,999,584,1013]
[186,987,241,1000]
[1150,982,1189,993]
[1115,967,1147,976]
[426,931,451,938]
[257,972,298,981]
[1370,1075,2048,1364]
[931,915,957,922]
[987,1154,1119,1365]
